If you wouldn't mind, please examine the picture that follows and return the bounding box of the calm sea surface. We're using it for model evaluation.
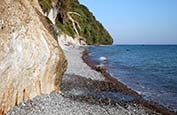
[88,45,177,112]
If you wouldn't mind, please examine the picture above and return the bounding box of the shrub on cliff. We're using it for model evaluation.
[39,0,113,45]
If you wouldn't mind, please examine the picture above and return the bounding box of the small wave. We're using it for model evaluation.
[96,64,104,67]
[136,91,142,95]
[99,56,107,61]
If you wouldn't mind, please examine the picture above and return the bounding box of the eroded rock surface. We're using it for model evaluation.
[0,0,67,114]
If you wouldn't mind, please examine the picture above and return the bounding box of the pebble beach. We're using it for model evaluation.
[7,47,167,115]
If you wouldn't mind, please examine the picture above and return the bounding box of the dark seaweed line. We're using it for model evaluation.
[82,47,176,115]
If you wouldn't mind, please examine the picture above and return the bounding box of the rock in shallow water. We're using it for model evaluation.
[0,0,67,114]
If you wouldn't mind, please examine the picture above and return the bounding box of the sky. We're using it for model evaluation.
[79,0,177,44]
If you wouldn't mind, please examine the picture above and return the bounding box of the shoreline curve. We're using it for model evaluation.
[82,47,176,115]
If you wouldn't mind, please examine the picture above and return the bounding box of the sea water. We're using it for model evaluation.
[88,45,177,112]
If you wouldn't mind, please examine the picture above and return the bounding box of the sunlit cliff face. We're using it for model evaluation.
[0,0,67,114]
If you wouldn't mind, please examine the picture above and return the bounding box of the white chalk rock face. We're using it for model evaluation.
[58,34,87,50]
[0,0,67,114]
[48,8,58,25]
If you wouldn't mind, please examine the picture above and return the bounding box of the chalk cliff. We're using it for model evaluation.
[0,0,67,114]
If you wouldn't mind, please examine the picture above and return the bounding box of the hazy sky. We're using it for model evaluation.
[79,0,177,44]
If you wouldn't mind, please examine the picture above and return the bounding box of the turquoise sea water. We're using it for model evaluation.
[88,45,177,112]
